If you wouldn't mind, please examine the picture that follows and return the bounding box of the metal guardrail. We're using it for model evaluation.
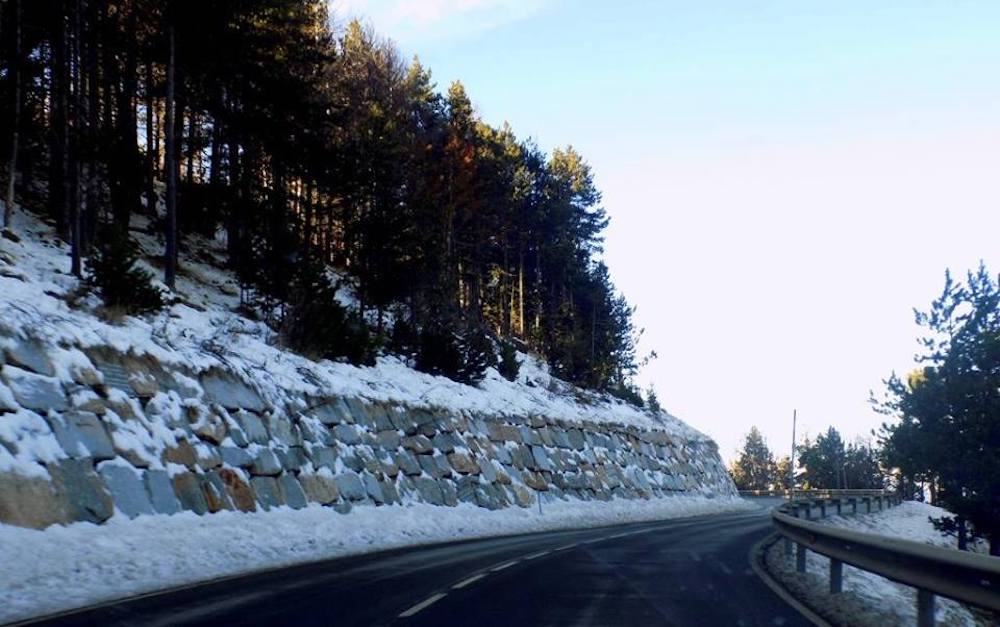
[769,492,1000,627]
[739,488,888,499]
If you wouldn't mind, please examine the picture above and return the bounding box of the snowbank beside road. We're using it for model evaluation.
[0,494,753,623]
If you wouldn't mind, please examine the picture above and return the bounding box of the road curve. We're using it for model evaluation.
[18,501,807,627]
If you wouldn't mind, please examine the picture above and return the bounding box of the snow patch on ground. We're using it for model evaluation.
[0,494,753,623]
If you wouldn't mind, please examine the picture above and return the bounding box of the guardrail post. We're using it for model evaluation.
[864,497,871,514]
[784,537,793,557]
[850,498,857,514]
[917,589,935,627]
[877,496,883,511]
[796,543,807,573]
[829,558,843,594]
[834,499,842,516]
[818,501,827,518]
[802,503,810,520]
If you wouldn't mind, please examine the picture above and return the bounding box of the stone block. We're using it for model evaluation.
[4,339,55,376]
[99,464,154,518]
[217,468,256,512]
[164,439,198,469]
[530,446,553,472]
[447,452,478,475]
[0,473,68,528]
[49,458,114,523]
[395,450,421,476]
[195,443,223,470]
[47,411,115,461]
[201,374,265,411]
[439,479,458,507]
[402,434,433,454]
[2,365,68,412]
[298,417,333,445]
[144,469,182,514]
[375,430,401,450]
[278,474,308,509]
[334,471,367,501]
[251,476,284,510]
[172,472,209,515]
[266,415,302,447]
[455,476,477,504]
[299,471,340,505]
[233,410,269,445]
[478,458,498,483]
[219,445,253,468]
[363,473,385,504]
[312,398,351,426]
[308,446,338,470]
[200,472,234,513]
[333,424,362,445]
[413,476,444,505]
[567,429,586,450]
[250,448,282,476]
[274,446,308,471]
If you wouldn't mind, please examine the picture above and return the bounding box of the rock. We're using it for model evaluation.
[379,479,400,504]
[219,445,253,468]
[4,339,55,377]
[250,448,282,476]
[522,470,549,491]
[144,470,182,514]
[308,446,338,470]
[201,374,265,411]
[298,417,333,445]
[447,452,478,475]
[402,435,433,454]
[164,439,198,469]
[455,476,477,504]
[232,410,269,444]
[312,397,350,426]
[277,474,308,509]
[519,426,542,446]
[217,468,256,512]
[0,473,68,528]
[98,464,154,518]
[334,472,366,501]
[375,430,401,450]
[333,424,362,445]
[265,415,302,447]
[299,471,340,505]
[127,372,159,398]
[395,450,421,476]
[478,458,498,483]
[47,411,115,461]
[431,432,457,454]
[413,476,444,505]
[567,429,586,450]
[511,485,533,508]
[2,365,68,412]
[363,473,385,504]
[439,479,458,507]
[172,472,209,515]
[0,379,17,412]
[530,446,553,472]
[49,458,114,523]
[195,443,223,470]
[188,408,228,445]
[251,476,284,510]
[274,446,307,471]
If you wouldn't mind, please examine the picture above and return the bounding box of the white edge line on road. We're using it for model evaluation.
[452,573,488,590]
[524,550,552,560]
[492,560,521,572]
[554,543,578,551]
[398,593,447,618]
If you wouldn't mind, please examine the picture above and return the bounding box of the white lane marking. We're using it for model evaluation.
[492,560,520,572]
[398,593,447,618]
[554,544,579,551]
[452,573,487,589]
[524,550,551,560]
[607,532,631,540]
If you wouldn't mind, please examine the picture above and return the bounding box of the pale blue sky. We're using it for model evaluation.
[334,0,1000,462]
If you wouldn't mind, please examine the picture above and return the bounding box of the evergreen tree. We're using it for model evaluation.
[730,426,777,491]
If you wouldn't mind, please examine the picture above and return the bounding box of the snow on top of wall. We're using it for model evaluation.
[0,211,706,441]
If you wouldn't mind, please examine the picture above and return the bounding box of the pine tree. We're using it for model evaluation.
[730,427,777,491]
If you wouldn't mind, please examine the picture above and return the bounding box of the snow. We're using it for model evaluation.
[0,494,753,623]
[777,502,986,626]
[0,210,707,454]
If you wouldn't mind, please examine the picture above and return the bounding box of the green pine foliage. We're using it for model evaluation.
[497,340,521,382]
[729,427,777,491]
[0,3,648,397]
[85,228,165,315]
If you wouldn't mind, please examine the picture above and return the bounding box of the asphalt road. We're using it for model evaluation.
[23,499,807,627]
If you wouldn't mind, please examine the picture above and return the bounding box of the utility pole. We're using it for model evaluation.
[789,409,797,497]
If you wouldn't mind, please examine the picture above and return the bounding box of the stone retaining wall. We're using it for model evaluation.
[0,336,736,529]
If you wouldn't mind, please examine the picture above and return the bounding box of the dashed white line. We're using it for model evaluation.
[492,560,521,572]
[398,593,447,618]
[452,573,487,589]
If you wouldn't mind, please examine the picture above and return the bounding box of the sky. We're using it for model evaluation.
[331,0,1000,462]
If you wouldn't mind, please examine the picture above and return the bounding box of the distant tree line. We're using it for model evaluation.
[0,1,647,398]
[729,425,884,492]
[874,265,1000,555]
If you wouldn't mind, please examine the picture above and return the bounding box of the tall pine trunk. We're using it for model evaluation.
[145,61,156,214]
[4,0,22,230]
[164,26,177,288]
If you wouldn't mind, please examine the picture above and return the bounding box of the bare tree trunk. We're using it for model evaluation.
[4,0,22,230]
[164,26,177,288]
[145,61,156,214]
[70,0,83,277]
